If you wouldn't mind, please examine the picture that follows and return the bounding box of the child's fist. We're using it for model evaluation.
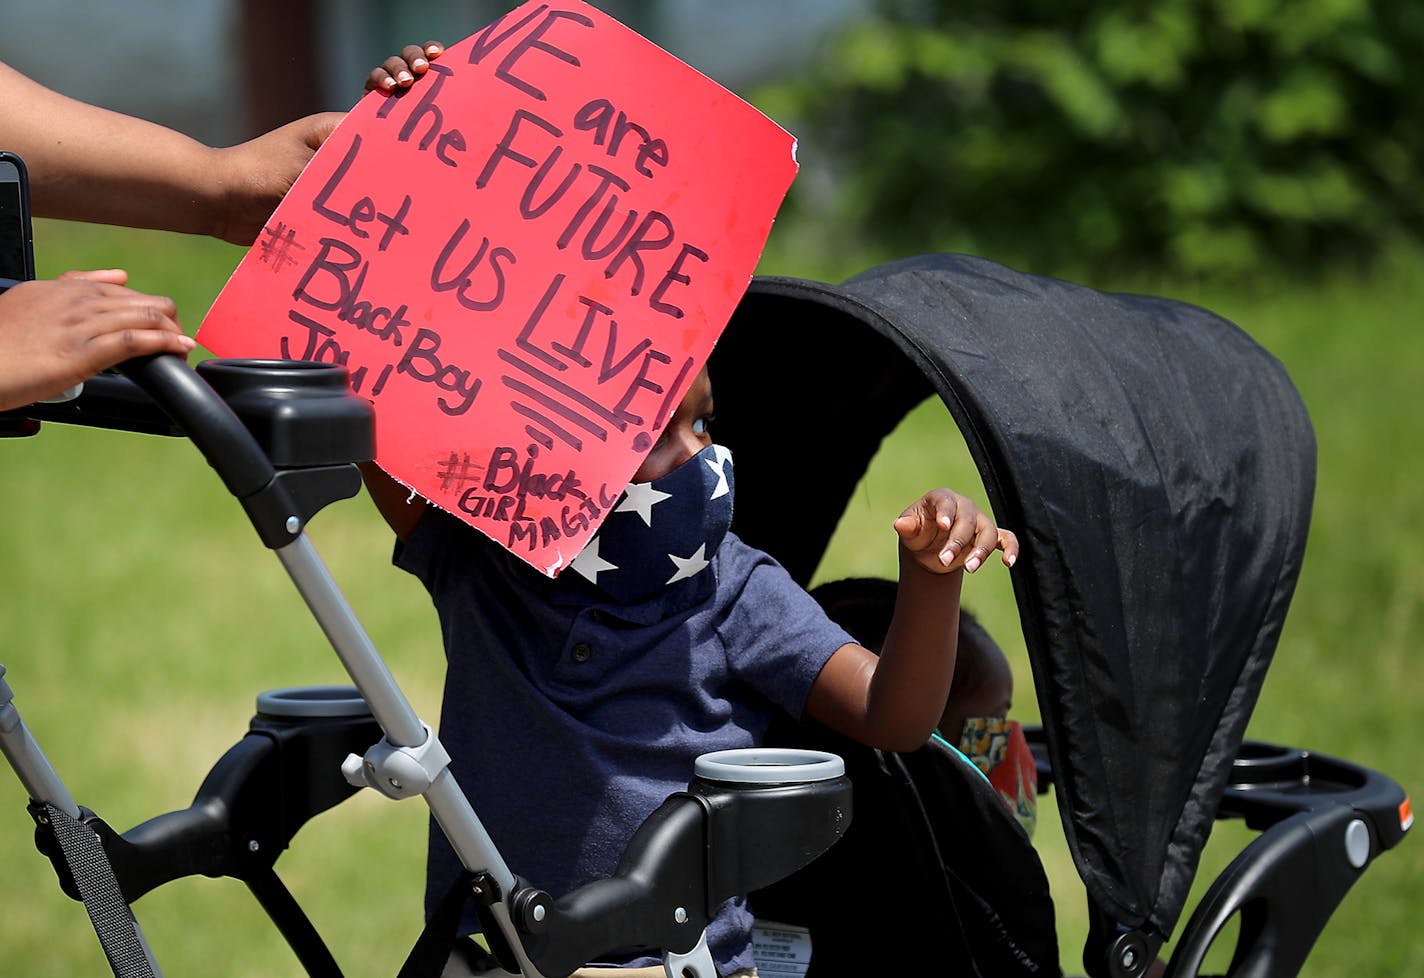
[893,489,1019,575]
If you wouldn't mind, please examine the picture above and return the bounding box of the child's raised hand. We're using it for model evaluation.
[367,42,446,92]
[893,489,1019,575]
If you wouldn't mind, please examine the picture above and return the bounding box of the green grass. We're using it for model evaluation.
[1,221,1418,977]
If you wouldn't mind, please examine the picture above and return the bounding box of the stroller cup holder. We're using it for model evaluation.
[506,749,851,978]
[692,747,845,785]
[194,359,374,471]
[256,684,373,720]
[5,356,375,549]
[1218,741,1410,842]
[1228,741,1380,796]
[188,358,375,549]
[1162,738,1412,978]
[689,748,851,901]
[4,356,375,455]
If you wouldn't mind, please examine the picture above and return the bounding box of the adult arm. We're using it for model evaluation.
[0,61,342,245]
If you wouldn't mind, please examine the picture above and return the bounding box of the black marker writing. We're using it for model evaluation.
[398,328,483,416]
[473,108,704,317]
[436,451,483,493]
[310,134,412,252]
[293,239,412,346]
[572,98,669,177]
[430,219,517,312]
[467,4,591,102]
[257,222,306,272]
[282,310,482,416]
[375,62,467,166]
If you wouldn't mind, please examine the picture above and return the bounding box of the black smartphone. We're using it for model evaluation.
[0,151,36,292]
[0,152,42,431]
[0,151,73,419]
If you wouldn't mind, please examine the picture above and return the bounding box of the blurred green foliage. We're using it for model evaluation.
[759,0,1424,280]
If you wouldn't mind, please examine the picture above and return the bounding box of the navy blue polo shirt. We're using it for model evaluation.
[396,508,853,973]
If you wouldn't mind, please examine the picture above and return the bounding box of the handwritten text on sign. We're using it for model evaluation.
[198,1,797,574]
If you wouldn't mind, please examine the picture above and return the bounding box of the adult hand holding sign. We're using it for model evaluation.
[198,1,797,575]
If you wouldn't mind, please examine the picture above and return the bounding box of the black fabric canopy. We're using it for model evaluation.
[709,253,1315,938]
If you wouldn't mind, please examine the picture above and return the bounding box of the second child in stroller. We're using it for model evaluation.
[355,365,1018,977]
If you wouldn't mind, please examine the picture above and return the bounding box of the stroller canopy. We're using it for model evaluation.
[709,253,1315,938]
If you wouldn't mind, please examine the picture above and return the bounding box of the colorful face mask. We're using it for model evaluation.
[569,444,734,605]
[958,716,1039,839]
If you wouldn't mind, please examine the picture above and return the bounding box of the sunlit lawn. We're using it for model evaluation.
[0,220,1417,977]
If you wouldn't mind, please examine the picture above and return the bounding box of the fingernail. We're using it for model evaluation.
[397,70,413,84]
[1006,553,1017,568]
[381,77,396,90]
[965,556,981,573]
[413,58,427,69]
[427,44,442,54]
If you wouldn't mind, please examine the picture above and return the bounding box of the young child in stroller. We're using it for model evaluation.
[358,365,1016,977]
[353,46,1014,978]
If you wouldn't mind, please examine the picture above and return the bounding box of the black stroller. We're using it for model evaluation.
[713,253,1413,978]
[1,252,1412,978]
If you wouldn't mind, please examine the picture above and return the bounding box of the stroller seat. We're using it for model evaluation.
[755,714,1059,978]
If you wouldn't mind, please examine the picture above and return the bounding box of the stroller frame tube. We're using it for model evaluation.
[274,535,517,893]
[273,534,552,977]
[46,353,553,977]
[272,538,428,750]
[0,664,80,819]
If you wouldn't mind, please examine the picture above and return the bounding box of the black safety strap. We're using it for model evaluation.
[41,802,160,978]
[398,870,478,978]
[397,870,508,978]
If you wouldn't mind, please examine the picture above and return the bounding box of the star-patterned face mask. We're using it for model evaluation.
[569,443,734,605]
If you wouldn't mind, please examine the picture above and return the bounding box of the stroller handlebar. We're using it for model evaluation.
[8,353,375,548]
[121,355,372,549]
[118,354,277,499]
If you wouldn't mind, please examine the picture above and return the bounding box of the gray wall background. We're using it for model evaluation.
[1,1,867,147]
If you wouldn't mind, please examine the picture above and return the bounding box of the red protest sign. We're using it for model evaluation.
[198,1,797,575]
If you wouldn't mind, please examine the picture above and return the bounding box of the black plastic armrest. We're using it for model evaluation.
[1165,743,1411,978]
[32,707,380,903]
[511,772,852,978]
